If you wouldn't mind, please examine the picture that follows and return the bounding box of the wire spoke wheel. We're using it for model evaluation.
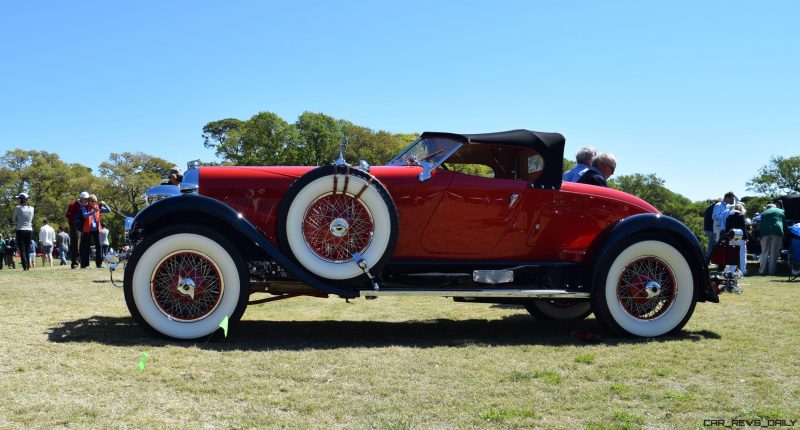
[616,256,675,320]
[302,193,374,263]
[150,251,224,321]
[278,165,398,282]
[594,238,697,337]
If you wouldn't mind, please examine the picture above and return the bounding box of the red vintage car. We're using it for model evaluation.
[123,130,717,340]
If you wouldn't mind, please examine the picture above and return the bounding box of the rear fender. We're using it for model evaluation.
[586,213,717,303]
[129,194,358,298]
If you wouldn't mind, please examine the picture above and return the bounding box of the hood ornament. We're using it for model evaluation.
[335,134,349,166]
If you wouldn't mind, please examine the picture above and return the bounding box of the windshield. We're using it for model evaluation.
[386,137,462,167]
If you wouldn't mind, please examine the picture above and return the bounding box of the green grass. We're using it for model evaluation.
[1,264,799,429]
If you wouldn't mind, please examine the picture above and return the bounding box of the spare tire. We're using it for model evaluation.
[277,164,399,284]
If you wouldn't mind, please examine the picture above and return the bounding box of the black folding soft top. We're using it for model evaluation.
[777,194,800,221]
[420,129,566,189]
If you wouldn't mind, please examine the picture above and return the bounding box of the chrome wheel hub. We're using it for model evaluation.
[176,276,196,299]
[644,281,661,299]
[329,218,350,238]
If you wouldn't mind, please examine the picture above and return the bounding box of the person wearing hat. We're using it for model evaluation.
[12,192,34,271]
[161,166,183,186]
[66,191,89,269]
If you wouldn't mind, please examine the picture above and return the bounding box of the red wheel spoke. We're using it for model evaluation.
[150,251,223,321]
[617,256,676,320]
[302,193,374,263]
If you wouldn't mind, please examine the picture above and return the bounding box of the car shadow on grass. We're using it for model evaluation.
[45,315,720,351]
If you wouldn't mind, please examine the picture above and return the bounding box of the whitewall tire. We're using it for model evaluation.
[593,239,697,337]
[278,165,398,283]
[124,226,248,340]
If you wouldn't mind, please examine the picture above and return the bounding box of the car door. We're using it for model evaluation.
[420,172,528,255]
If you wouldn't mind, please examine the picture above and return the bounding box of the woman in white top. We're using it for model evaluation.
[12,192,34,271]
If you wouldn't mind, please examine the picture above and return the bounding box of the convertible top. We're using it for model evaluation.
[777,194,800,221]
[420,129,565,189]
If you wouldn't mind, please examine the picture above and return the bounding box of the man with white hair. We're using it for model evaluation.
[562,146,597,182]
[577,153,617,187]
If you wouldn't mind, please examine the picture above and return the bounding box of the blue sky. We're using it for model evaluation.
[1,1,797,202]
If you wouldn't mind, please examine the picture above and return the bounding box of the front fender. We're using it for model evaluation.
[588,213,718,303]
[130,194,358,298]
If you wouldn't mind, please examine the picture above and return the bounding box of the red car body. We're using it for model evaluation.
[201,166,658,262]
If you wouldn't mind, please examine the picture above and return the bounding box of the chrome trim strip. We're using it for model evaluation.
[359,289,590,299]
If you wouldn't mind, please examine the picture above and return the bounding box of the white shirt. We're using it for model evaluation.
[712,202,728,231]
[39,224,56,246]
[100,228,109,246]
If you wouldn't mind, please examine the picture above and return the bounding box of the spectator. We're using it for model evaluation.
[66,192,89,269]
[563,147,597,182]
[12,192,34,271]
[724,203,748,275]
[80,194,110,269]
[39,219,56,267]
[162,166,183,186]
[29,239,36,269]
[712,192,735,242]
[577,153,616,187]
[56,227,71,266]
[703,199,721,259]
[4,237,16,269]
[100,226,110,258]
[0,233,4,270]
[758,203,785,275]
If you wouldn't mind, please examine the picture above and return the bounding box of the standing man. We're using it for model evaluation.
[0,234,5,270]
[39,219,56,267]
[758,203,785,276]
[562,147,597,182]
[577,153,617,187]
[703,199,721,259]
[713,192,736,242]
[66,192,89,269]
[56,227,71,266]
[12,192,34,271]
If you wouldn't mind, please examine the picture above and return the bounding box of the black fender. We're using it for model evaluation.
[129,194,358,298]
[587,213,718,303]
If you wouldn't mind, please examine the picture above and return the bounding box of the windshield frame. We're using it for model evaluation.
[386,137,463,172]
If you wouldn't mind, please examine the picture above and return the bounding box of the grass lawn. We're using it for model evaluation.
[1,262,799,429]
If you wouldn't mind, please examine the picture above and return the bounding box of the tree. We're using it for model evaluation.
[295,111,342,165]
[747,155,800,196]
[0,150,93,236]
[339,120,415,165]
[98,152,174,217]
[202,118,243,149]
[611,173,671,211]
[98,152,174,247]
[206,112,301,166]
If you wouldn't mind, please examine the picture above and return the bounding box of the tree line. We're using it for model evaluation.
[2,110,799,250]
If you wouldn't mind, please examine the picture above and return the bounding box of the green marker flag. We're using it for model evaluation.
[137,352,150,371]
[219,315,229,338]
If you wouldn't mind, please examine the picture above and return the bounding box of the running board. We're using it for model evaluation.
[359,289,590,299]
